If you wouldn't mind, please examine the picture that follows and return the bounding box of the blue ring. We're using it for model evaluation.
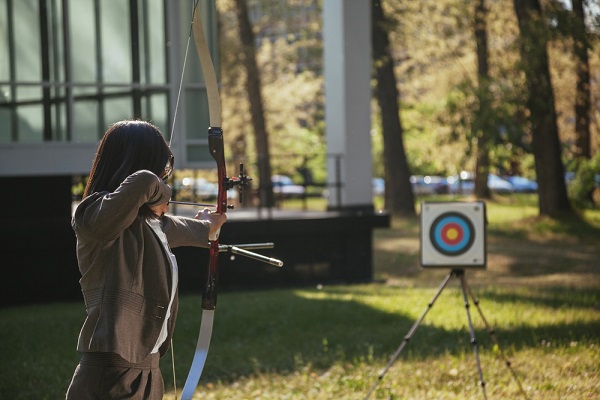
[429,212,475,256]
[433,216,470,252]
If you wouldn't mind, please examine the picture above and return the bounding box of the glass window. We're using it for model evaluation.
[104,97,133,124]
[14,0,41,82]
[145,93,168,135]
[0,85,10,102]
[73,100,98,142]
[0,2,9,82]
[17,105,43,142]
[1,0,209,152]
[15,86,42,103]
[185,90,210,140]
[70,0,96,83]
[49,0,66,84]
[142,0,167,84]
[0,104,11,143]
[187,144,213,163]
[51,102,67,141]
[101,0,132,84]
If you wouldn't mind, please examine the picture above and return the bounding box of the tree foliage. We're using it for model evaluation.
[216,0,599,210]
[217,0,324,186]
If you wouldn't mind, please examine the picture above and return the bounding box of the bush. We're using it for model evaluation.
[568,154,600,208]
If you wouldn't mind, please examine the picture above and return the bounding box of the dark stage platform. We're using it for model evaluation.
[0,203,389,306]
[171,207,390,295]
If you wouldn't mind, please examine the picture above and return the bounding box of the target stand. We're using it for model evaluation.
[365,201,530,400]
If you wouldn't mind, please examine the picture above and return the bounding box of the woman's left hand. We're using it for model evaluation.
[195,208,227,239]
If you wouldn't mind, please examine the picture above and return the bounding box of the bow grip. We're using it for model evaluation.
[202,242,220,310]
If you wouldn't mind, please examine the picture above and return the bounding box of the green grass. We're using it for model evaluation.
[1,195,599,399]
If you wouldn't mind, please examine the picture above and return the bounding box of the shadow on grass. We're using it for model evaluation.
[168,284,600,389]
[0,285,598,399]
[487,211,600,241]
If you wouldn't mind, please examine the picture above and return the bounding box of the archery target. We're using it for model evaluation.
[430,213,474,256]
[420,201,486,268]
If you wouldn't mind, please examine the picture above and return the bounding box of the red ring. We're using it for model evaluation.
[440,222,464,245]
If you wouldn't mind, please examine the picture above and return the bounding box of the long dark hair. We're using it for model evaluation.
[83,120,173,218]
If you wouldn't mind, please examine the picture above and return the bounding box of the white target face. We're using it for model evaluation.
[420,202,486,269]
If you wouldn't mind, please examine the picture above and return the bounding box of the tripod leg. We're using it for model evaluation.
[462,278,531,400]
[457,271,488,400]
[364,271,454,400]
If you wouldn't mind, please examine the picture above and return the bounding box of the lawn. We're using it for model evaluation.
[0,194,598,399]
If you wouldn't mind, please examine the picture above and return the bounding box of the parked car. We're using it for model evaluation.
[488,174,514,193]
[272,175,305,198]
[372,177,385,197]
[174,177,237,200]
[447,172,474,194]
[447,172,514,194]
[565,172,576,185]
[503,176,538,193]
[410,175,449,195]
[564,172,600,189]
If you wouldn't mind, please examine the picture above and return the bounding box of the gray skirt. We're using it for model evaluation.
[66,352,163,400]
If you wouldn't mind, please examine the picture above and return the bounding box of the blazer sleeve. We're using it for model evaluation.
[74,170,172,241]
[160,215,210,248]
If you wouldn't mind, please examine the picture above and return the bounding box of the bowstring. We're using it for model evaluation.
[171,339,177,399]
[168,3,200,399]
[169,0,200,148]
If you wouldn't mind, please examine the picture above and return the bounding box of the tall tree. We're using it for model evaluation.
[372,0,415,217]
[473,0,492,199]
[513,0,572,217]
[572,0,592,160]
[233,0,275,207]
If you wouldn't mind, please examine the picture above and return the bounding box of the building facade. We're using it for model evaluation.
[0,0,218,179]
[0,0,380,306]
[0,0,218,305]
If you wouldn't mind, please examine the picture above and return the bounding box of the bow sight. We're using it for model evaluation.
[168,167,283,269]
[225,163,252,205]
[169,163,252,210]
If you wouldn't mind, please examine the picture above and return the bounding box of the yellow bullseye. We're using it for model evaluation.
[446,228,459,240]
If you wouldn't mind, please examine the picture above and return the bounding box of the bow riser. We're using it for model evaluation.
[208,127,227,212]
[203,126,225,311]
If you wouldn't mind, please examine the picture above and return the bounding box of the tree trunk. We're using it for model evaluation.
[572,0,591,159]
[372,0,415,218]
[513,0,572,217]
[234,0,275,208]
[473,0,492,199]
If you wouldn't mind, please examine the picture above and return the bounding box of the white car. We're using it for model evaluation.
[272,175,305,198]
[175,177,237,200]
[447,172,474,194]
[488,174,514,193]
[372,178,385,196]
[410,175,449,195]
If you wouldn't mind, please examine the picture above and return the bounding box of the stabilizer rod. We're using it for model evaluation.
[218,242,284,267]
